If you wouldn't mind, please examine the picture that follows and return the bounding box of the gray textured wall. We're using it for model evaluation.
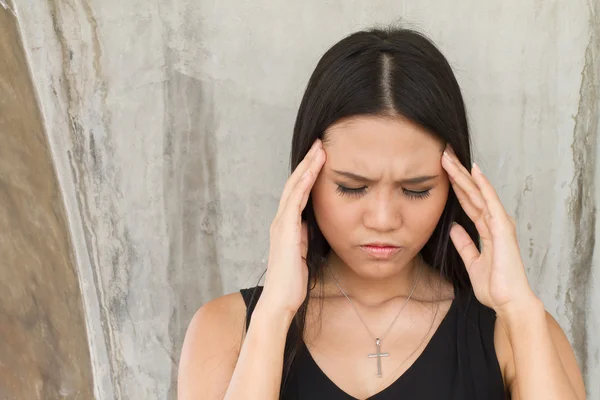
[0,1,94,398]
[4,0,599,398]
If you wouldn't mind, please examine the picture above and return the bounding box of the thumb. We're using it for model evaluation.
[449,222,480,271]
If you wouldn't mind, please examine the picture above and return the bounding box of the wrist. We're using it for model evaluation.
[253,299,296,328]
[495,295,545,334]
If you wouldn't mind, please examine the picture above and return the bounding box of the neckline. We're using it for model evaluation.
[300,286,459,400]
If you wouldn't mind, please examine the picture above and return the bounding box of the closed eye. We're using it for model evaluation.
[403,189,431,200]
[336,185,366,198]
[336,185,431,200]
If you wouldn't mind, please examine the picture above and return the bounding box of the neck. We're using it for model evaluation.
[315,252,425,308]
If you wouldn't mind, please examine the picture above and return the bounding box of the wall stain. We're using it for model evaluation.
[48,1,121,398]
[565,0,599,382]
[163,70,225,397]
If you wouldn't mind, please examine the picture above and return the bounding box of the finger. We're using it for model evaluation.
[445,146,486,194]
[508,215,517,230]
[300,222,308,259]
[281,148,325,223]
[449,177,492,241]
[278,139,321,212]
[471,163,512,226]
[279,139,320,208]
[442,151,486,211]
[445,145,473,177]
[449,222,480,271]
[449,175,480,219]
[444,153,494,243]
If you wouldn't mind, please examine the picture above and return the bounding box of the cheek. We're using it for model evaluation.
[311,180,354,237]
[410,186,450,233]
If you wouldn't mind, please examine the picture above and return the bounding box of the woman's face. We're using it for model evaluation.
[311,115,450,279]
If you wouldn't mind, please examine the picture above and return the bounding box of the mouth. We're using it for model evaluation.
[360,243,402,259]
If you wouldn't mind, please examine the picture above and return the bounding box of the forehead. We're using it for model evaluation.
[323,115,443,171]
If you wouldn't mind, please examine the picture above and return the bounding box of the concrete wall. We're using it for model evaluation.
[2,0,598,398]
[0,0,94,398]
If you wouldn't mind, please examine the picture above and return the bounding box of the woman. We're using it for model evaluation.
[178,27,586,399]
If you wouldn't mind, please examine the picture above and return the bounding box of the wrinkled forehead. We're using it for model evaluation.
[323,116,444,174]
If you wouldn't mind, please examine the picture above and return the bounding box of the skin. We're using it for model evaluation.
[311,114,450,304]
[300,115,586,399]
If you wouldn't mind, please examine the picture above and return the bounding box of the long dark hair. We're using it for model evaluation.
[246,25,479,396]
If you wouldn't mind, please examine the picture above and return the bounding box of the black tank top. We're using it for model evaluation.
[240,285,506,399]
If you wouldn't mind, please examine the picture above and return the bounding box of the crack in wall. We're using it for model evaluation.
[565,0,599,383]
[47,1,120,398]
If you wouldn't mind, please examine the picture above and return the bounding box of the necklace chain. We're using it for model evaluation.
[324,258,423,343]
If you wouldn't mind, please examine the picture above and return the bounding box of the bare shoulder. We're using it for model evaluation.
[493,309,586,400]
[178,292,248,400]
[186,292,248,341]
[541,312,586,399]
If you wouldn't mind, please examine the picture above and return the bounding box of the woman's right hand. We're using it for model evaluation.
[259,139,326,317]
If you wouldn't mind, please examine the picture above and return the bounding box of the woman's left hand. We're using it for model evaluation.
[441,146,539,314]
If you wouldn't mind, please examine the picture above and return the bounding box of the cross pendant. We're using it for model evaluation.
[367,338,389,377]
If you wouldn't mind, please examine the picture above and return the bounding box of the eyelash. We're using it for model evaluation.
[335,185,432,200]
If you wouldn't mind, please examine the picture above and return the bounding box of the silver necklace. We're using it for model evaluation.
[324,259,423,378]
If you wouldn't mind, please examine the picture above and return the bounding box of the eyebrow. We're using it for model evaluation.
[332,170,439,185]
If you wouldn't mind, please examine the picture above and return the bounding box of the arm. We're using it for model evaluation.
[177,293,294,400]
[440,150,586,400]
[223,299,295,400]
[498,298,586,400]
[179,139,324,399]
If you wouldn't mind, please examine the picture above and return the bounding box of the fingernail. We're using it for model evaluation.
[313,147,323,160]
[443,151,454,163]
[473,163,482,174]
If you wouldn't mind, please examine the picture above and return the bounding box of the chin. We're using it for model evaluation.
[347,250,409,273]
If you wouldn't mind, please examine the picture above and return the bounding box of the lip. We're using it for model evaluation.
[360,244,402,259]
[364,242,399,247]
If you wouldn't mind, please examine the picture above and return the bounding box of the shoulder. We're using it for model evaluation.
[493,308,558,381]
[184,291,248,344]
[494,308,585,398]
[177,291,247,399]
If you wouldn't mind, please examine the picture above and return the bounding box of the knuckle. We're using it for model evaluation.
[476,211,487,225]
[490,215,513,234]
[458,242,471,253]
[502,215,515,229]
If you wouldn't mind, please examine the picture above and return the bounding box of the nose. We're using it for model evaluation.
[362,188,402,232]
